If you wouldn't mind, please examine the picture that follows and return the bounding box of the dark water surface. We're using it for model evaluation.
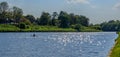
[0,32,117,57]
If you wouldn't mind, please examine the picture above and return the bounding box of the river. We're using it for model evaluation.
[0,32,117,57]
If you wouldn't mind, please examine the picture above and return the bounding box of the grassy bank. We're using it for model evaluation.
[0,24,77,32]
[0,24,101,32]
[0,24,20,32]
[109,32,120,57]
[21,25,77,32]
[81,26,101,32]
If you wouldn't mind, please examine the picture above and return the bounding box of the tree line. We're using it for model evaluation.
[0,2,89,30]
[100,20,120,31]
[1,2,120,31]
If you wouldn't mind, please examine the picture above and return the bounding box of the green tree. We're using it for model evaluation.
[101,20,120,31]
[19,17,31,25]
[79,15,89,26]
[25,15,36,23]
[51,12,58,26]
[18,22,26,29]
[58,11,70,28]
[75,24,82,31]
[37,12,51,25]
[0,2,9,23]
[12,6,23,23]
[69,13,76,25]
[0,2,9,13]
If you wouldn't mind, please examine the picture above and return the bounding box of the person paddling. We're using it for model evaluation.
[33,34,36,37]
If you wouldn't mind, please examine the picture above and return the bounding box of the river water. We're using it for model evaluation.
[0,32,117,57]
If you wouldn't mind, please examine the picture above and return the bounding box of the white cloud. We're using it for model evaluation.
[66,0,90,4]
[113,3,120,10]
[66,0,97,8]
[91,5,96,8]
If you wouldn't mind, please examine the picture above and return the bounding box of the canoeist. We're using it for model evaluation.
[33,34,36,37]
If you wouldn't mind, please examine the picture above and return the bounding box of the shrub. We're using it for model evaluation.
[18,23,26,29]
[71,24,82,31]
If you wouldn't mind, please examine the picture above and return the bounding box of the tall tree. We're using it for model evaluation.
[25,15,36,23]
[58,11,70,28]
[12,6,23,23]
[69,13,76,25]
[79,15,89,26]
[100,20,120,31]
[0,2,9,13]
[51,12,58,26]
[38,12,51,25]
[0,2,9,23]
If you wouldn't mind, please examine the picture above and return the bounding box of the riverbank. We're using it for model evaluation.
[109,32,120,57]
[0,24,101,32]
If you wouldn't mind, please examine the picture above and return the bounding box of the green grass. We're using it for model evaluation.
[0,24,20,32]
[0,24,101,32]
[81,26,101,32]
[110,32,120,57]
[0,24,77,32]
[19,25,77,32]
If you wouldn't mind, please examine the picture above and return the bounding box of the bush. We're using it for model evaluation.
[71,24,82,31]
[18,23,26,29]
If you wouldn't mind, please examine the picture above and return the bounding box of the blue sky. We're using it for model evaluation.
[0,0,120,24]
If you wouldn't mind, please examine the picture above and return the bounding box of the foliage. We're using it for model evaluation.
[51,12,58,26]
[101,20,120,31]
[79,15,89,26]
[71,24,82,31]
[19,17,31,25]
[0,2,9,23]
[25,15,36,23]
[0,2,102,32]
[12,6,23,23]
[18,22,27,29]
[0,2,8,13]
[58,11,70,28]
[37,12,51,25]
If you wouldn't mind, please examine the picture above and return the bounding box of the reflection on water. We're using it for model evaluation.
[0,32,117,57]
